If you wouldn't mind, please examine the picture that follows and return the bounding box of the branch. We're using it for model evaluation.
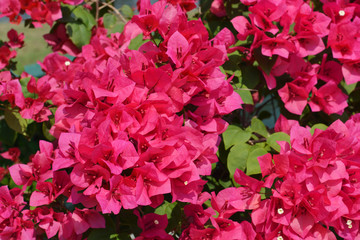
[95,0,99,22]
[100,1,128,23]
[247,138,267,145]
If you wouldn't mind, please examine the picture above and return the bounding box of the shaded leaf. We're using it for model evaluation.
[121,5,134,18]
[42,121,55,141]
[72,6,96,30]
[88,215,116,240]
[253,48,277,75]
[310,123,328,135]
[235,89,253,105]
[340,81,357,95]
[0,120,17,146]
[103,13,117,29]
[250,117,269,137]
[66,23,91,48]
[227,143,249,177]
[223,125,252,149]
[246,147,267,175]
[128,34,148,50]
[20,77,36,99]
[155,201,178,218]
[240,64,260,89]
[4,109,28,135]
[266,132,290,152]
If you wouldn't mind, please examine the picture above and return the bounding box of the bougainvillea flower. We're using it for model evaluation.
[278,82,309,115]
[309,81,348,115]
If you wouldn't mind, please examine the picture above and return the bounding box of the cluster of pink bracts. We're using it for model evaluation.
[226,0,358,115]
[1,0,360,239]
[0,0,242,239]
[179,114,360,239]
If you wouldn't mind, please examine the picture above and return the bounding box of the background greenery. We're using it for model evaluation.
[0,22,52,75]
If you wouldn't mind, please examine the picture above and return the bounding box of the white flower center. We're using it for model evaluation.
[347,220,352,225]
[65,61,71,66]
[154,220,159,224]
[339,10,345,16]
[184,181,188,185]
[277,236,284,240]
[277,208,284,215]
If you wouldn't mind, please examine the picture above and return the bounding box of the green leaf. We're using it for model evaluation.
[240,64,260,89]
[266,132,290,152]
[0,120,17,146]
[246,147,267,175]
[66,23,91,48]
[103,13,125,34]
[103,13,117,30]
[155,201,178,218]
[9,177,22,189]
[219,179,232,188]
[341,81,357,95]
[155,200,184,233]
[87,229,112,240]
[20,77,36,99]
[200,0,213,14]
[128,34,148,50]
[250,117,269,137]
[110,234,120,240]
[121,5,134,18]
[4,109,28,135]
[227,143,249,177]
[109,22,125,34]
[72,6,96,30]
[222,53,242,76]
[222,125,252,149]
[235,88,253,105]
[88,215,116,240]
[60,5,75,22]
[42,121,55,141]
[310,123,328,135]
[253,48,277,75]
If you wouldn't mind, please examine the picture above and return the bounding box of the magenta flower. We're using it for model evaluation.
[278,82,309,115]
[166,31,190,67]
[29,182,54,207]
[309,81,348,115]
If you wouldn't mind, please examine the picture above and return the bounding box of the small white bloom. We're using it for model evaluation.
[277,236,284,240]
[347,220,352,225]
[339,10,346,16]
[184,181,188,185]
[277,208,284,215]
[154,220,159,225]
[65,61,71,66]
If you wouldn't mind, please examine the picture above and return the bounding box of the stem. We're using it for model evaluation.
[137,206,144,216]
[254,96,273,116]
[95,0,99,22]
[247,137,267,145]
[99,0,114,10]
[271,94,277,125]
[101,1,128,23]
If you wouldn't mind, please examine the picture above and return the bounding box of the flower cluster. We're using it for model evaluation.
[0,183,105,239]
[1,0,242,238]
[0,0,82,26]
[3,0,360,238]
[175,113,360,239]
[0,29,24,70]
[228,0,355,115]
[179,170,258,239]
[253,114,360,239]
